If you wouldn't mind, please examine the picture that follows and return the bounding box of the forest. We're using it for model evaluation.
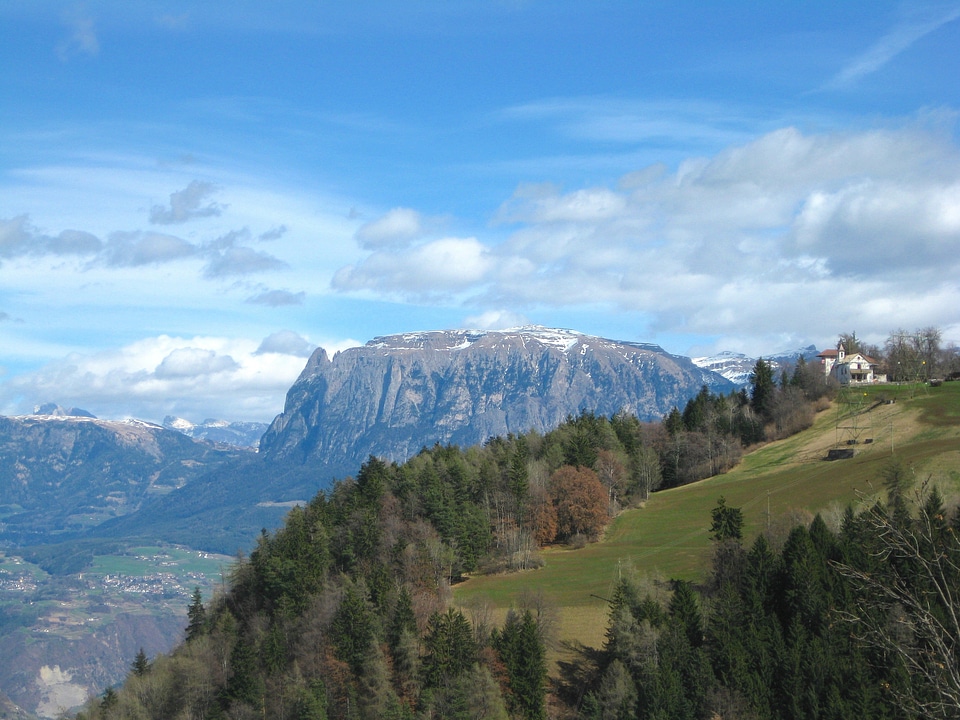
[71,355,960,719]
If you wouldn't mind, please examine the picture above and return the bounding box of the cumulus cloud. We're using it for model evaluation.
[255,330,316,357]
[101,230,196,266]
[333,124,960,351]
[0,335,309,423]
[246,289,306,306]
[155,348,239,379]
[149,180,224,225]
[355,207,423,249]
[333,236,493,299]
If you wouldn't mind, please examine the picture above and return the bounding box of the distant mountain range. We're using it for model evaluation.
[0,328,818,717]
[161,416,268,449]
[691,345,819,386]
[0,409,248,546]
[2,329,821,552]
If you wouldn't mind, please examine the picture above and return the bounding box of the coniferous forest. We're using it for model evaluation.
[72,367,960,719]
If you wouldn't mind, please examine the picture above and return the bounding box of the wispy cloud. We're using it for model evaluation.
[101,231,196,267]
[57,6,99,60]
[246,289,306,307]
[828,4,960,88]
[150,180,224,225]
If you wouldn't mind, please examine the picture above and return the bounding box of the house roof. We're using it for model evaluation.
[817,348,880,365]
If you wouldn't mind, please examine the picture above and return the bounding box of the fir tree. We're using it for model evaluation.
[495,609,547,720]
[131,647,149,677]
[186,586,206,641]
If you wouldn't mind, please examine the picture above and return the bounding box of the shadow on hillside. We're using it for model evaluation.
[552,639,605,713]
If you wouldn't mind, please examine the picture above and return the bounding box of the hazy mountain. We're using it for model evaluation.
[162,416,269,449]
[0,413,249,545]
[260,326,735,477]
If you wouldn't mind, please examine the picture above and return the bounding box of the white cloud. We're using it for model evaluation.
[0,334,312,423]
[355,207,423,249]
[462,310,529,330]
[333,236,493,298]
[333,123,960,353]
[828,4,960,88]
[255,330,316,358]
[155,348,239,379]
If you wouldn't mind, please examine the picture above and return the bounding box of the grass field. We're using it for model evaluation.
[453,381,960,654]
[87,545,232,579]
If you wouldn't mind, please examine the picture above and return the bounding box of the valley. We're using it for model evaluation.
[1,328,957,717]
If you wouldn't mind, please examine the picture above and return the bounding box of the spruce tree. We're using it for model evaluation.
[131,647,149,677]
[495,609,546,720]
[186,586,206,641]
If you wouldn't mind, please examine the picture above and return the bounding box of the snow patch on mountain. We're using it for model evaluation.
[692,345,819,387]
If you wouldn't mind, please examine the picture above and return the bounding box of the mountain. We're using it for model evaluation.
[0,412,249,546]
[162,416,269,449]
[260,326,735,477]
[691,345,819,386]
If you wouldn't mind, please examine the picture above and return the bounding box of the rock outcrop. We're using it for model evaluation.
[260,327,734,476]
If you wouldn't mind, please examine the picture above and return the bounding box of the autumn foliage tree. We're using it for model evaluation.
[549,465,609,541]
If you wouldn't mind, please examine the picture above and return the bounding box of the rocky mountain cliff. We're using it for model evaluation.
[260,327,734,477]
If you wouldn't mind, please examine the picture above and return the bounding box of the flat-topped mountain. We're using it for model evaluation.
[259,326,734,476]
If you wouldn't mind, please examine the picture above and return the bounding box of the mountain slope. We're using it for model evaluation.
[0,413,248,545]
[260,326,734,476]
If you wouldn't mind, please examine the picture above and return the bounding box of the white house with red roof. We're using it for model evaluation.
[817,341,886,384]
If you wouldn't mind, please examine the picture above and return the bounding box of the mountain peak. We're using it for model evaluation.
[261,327,733,477]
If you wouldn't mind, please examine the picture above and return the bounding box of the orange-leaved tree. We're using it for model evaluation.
[549,465,608,541]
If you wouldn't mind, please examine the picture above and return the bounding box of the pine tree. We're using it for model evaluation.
[749,358,776,422]
[186,586,206,641]
[495,609,546,720]
[131,647,149,677]
[709,496,744,542]
[422,608,478,689]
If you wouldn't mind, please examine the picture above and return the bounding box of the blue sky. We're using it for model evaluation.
[1,1,959,423]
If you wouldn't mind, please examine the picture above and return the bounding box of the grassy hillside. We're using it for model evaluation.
[453,381,960,652]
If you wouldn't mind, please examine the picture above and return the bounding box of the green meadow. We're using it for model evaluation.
[453,381,960,652]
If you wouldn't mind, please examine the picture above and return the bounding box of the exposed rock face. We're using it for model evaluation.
[260,327,734,475]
